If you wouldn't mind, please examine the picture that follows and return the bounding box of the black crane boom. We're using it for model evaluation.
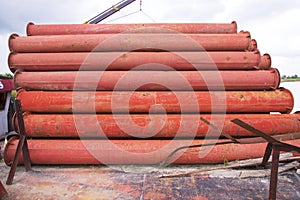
[85,0,136,24]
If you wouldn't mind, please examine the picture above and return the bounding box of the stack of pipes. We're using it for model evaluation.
[4,22,300,165]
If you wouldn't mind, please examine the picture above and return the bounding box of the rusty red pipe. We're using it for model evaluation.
[251,39,257,51]
[8,51,271,72]
[26,22,238,35]
[259,53,271,69]
[9,32,252,53]
[4,137,300,165]
[14,69,280,91]
[16,88,293,114]
[15,113,300,138]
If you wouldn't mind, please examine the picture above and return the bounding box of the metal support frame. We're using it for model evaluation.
[231,119,300,200]
[6,99,31,185]
[199,117,300,200]
[0,181,8,198]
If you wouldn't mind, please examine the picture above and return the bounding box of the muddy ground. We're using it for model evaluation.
[1,159,300,200]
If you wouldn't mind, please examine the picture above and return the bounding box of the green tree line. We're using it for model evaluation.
[281,74,300,82]
[281,74,299,79]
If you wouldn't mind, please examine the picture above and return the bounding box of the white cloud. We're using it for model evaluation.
[1,0,300,76]
[0,33,11,74]
[214,0,300,76]
[273,55,300,76]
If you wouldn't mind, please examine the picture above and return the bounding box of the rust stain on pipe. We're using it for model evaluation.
[16,88,293,114]
[4,138,300,165]
[14,69,280,91]
[9,51,268,72]
[9,33,252,53]
[26,21,238,35]
[14,113,300,138]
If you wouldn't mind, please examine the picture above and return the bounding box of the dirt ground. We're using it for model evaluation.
[1,158,300,200]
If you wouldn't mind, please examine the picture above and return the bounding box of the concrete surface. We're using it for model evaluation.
[1,160,300,200]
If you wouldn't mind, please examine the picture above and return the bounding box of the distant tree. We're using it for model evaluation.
[285,74,299,79]
[0,73,13,79]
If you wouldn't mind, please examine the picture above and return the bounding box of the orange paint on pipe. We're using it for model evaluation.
[9,51,268,72]
[14,69,280,91]
[16,89,293,114]
[9,32,251,53]
[15,113,300,138]
[4,138,300,165]
[26,22,238,35]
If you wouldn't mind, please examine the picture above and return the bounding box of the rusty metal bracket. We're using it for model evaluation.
[161,117,300,170]
[0,181,8,198]
[160,117,240,167]
[160,140,233,167]
[231,119,300,200]
[6,99,32,185]
[200,117,240,143]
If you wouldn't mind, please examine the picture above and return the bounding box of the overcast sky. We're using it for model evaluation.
[1,0,300,77]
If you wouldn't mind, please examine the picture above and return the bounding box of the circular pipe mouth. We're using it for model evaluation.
[4,136,19,166]
[8,34,19,52]
[239,30,251,38]
[26,22,35,36]
[271,68,280,89]
[12,113,18,133]
[278,87,294,114]
[12,112,30,133]
[231,21,237,33]
[252,50,261,69]
[7,52,17,73]
[259,53,271,69]
[13,69,24,91]
[250,39,257,51]
[14,88,26,98]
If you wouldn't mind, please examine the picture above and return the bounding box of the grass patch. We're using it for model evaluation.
[281,77,300,82]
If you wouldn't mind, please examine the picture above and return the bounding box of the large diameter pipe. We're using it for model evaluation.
[8,51,271,72]
[15,113,300,138]
[16,89,294,114]
[9,32,252,53]
[26,22,238,35]
[14,69,280,91]
[15,69,280,91]
[4,138,300,165]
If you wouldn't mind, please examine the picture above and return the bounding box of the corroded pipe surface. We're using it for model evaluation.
[26,22,238,35]
[9,51,271,72]
[15,113,300,138]
[9,33,252,53]
[16,89,293,114]
[14,69,280,91]
[4,138,300,165]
